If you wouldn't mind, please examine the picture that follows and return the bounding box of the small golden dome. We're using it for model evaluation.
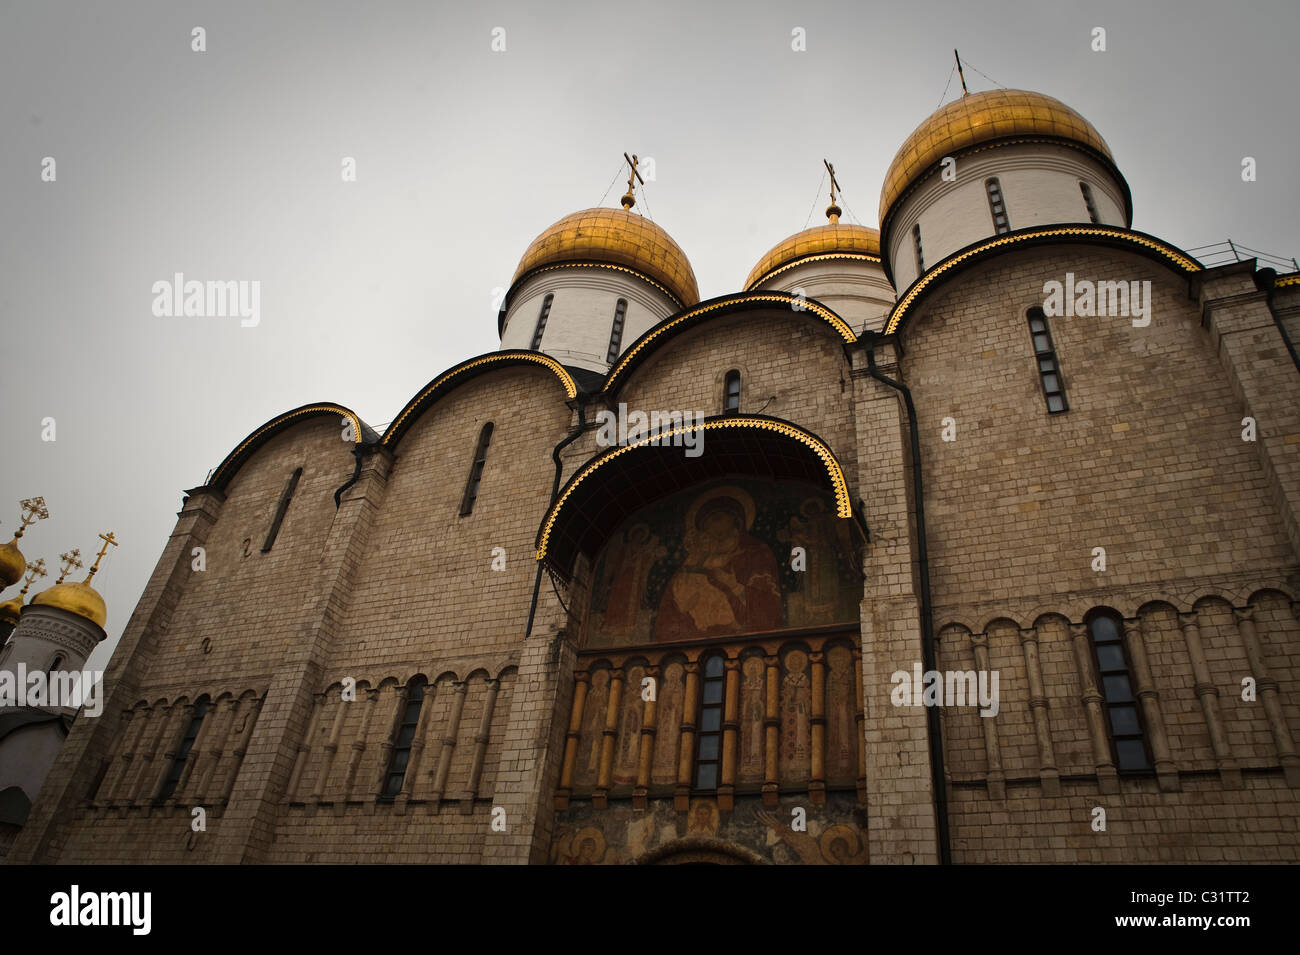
[32,580,107,629]
[879,89,1115,226]
[746,222,882,290]
[0,538,25,590]
[0,594,21,628]
[512,207,700,307]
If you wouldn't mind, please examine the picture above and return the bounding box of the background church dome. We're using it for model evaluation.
[879,89,1115,227]
[511,207,700,308]
[32,579,107,629]
[0,539,24,590]
[745,222,882,290]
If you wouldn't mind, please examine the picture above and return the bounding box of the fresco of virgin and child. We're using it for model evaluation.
[582,480,860,649]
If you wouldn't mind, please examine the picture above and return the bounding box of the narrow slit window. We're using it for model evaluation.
[530,294,554,351]
[986,177,1010,233]
[262,467,303,552]
[913,223,925,273]
[1079,181,1101,223]
[460,423,494,516]
[1027,308,1068,413]
[694,654,725,790]
[606,298,627,364]
[159,697,208,802]
[723,370,741,415]
[382,677,426,799]
[1086,610,1152,773]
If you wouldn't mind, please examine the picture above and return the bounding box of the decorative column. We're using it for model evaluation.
[99,706,144,810]
[634,665,659,810]
[594,666,624,808]
[220,696,261,804]
[371,684,406,807]
[341,686,379,810]
[192,697,239,805]
[1235,606,1300,785]
[719,657,741,810]
[675,661,699,811]
[1069,622,1117,794]
[147,701,193,808]
[311,694,349,807]
[555,672,589,810]
[1177,611,1240,787]
[970,633,1005,800]
[127,702,173,806]
[462,677,500,812]
[852,646,866,805]
[428,681,467,811]
[1018,626,1060,796]
[808,650,827,805]
[397,680,438,812]
[286,694,324,803]
[763,653,781,807]
[1123,616,1179,792]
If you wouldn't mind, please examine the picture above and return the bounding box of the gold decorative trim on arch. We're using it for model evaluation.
[382,352,578,446]
[746,252,884,292]
[1275,273,1300,288]
[884,226,1203,335]
[535,416,852,562]
[211,404,363,488]
[605,294,856,392]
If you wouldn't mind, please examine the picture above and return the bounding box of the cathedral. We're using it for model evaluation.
[4,84,1299,865]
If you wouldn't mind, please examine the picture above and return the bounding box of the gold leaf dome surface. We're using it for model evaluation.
[32,580,107,629]
[879,89,1114,225]
[0,540,25,590]
[746,223,882,290]
[0,594,20,627]
[512,207,700,307]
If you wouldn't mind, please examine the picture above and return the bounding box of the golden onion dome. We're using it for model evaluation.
[879,89,1115,226]
[0,593,21,628]
[511,207,700,308]
[746,221,882,290]
[0,538,25,590]
[32,579,107,629]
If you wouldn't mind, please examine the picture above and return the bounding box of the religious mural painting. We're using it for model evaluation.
[582,479,860,648]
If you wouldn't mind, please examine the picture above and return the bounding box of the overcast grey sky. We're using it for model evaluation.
[2,0,1297,672]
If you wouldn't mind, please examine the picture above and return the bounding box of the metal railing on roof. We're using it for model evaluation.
[1185,240,1298,272]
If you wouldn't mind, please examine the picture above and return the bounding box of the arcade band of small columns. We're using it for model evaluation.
[90,692,263,810]
[556,635,867,812]
[942,602,1300,799]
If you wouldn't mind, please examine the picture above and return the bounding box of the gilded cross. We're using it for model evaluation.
[20,558,47,595]
[620,152,645,211]
[824,159,841,206]
[86,531,119,580]
[14,496,49,540]
[56,549,83,584]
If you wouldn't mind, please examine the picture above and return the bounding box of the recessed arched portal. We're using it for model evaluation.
[542,416,870,865]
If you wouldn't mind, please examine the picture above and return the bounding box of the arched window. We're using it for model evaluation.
[723,370,741,415]
[263,467,302,552]
[382,677,426,799]
[694,654,726,790]
[1027,308,1068,413]
[48,654,64,675]
[912,223,925,273]
[606,298,627,364]
[460,423,494,516]
[159,696,209,802]
[1079,181,1101,223]
[1085,610,1151,772]
[985,177,1010,233]
[530,294,554,351]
